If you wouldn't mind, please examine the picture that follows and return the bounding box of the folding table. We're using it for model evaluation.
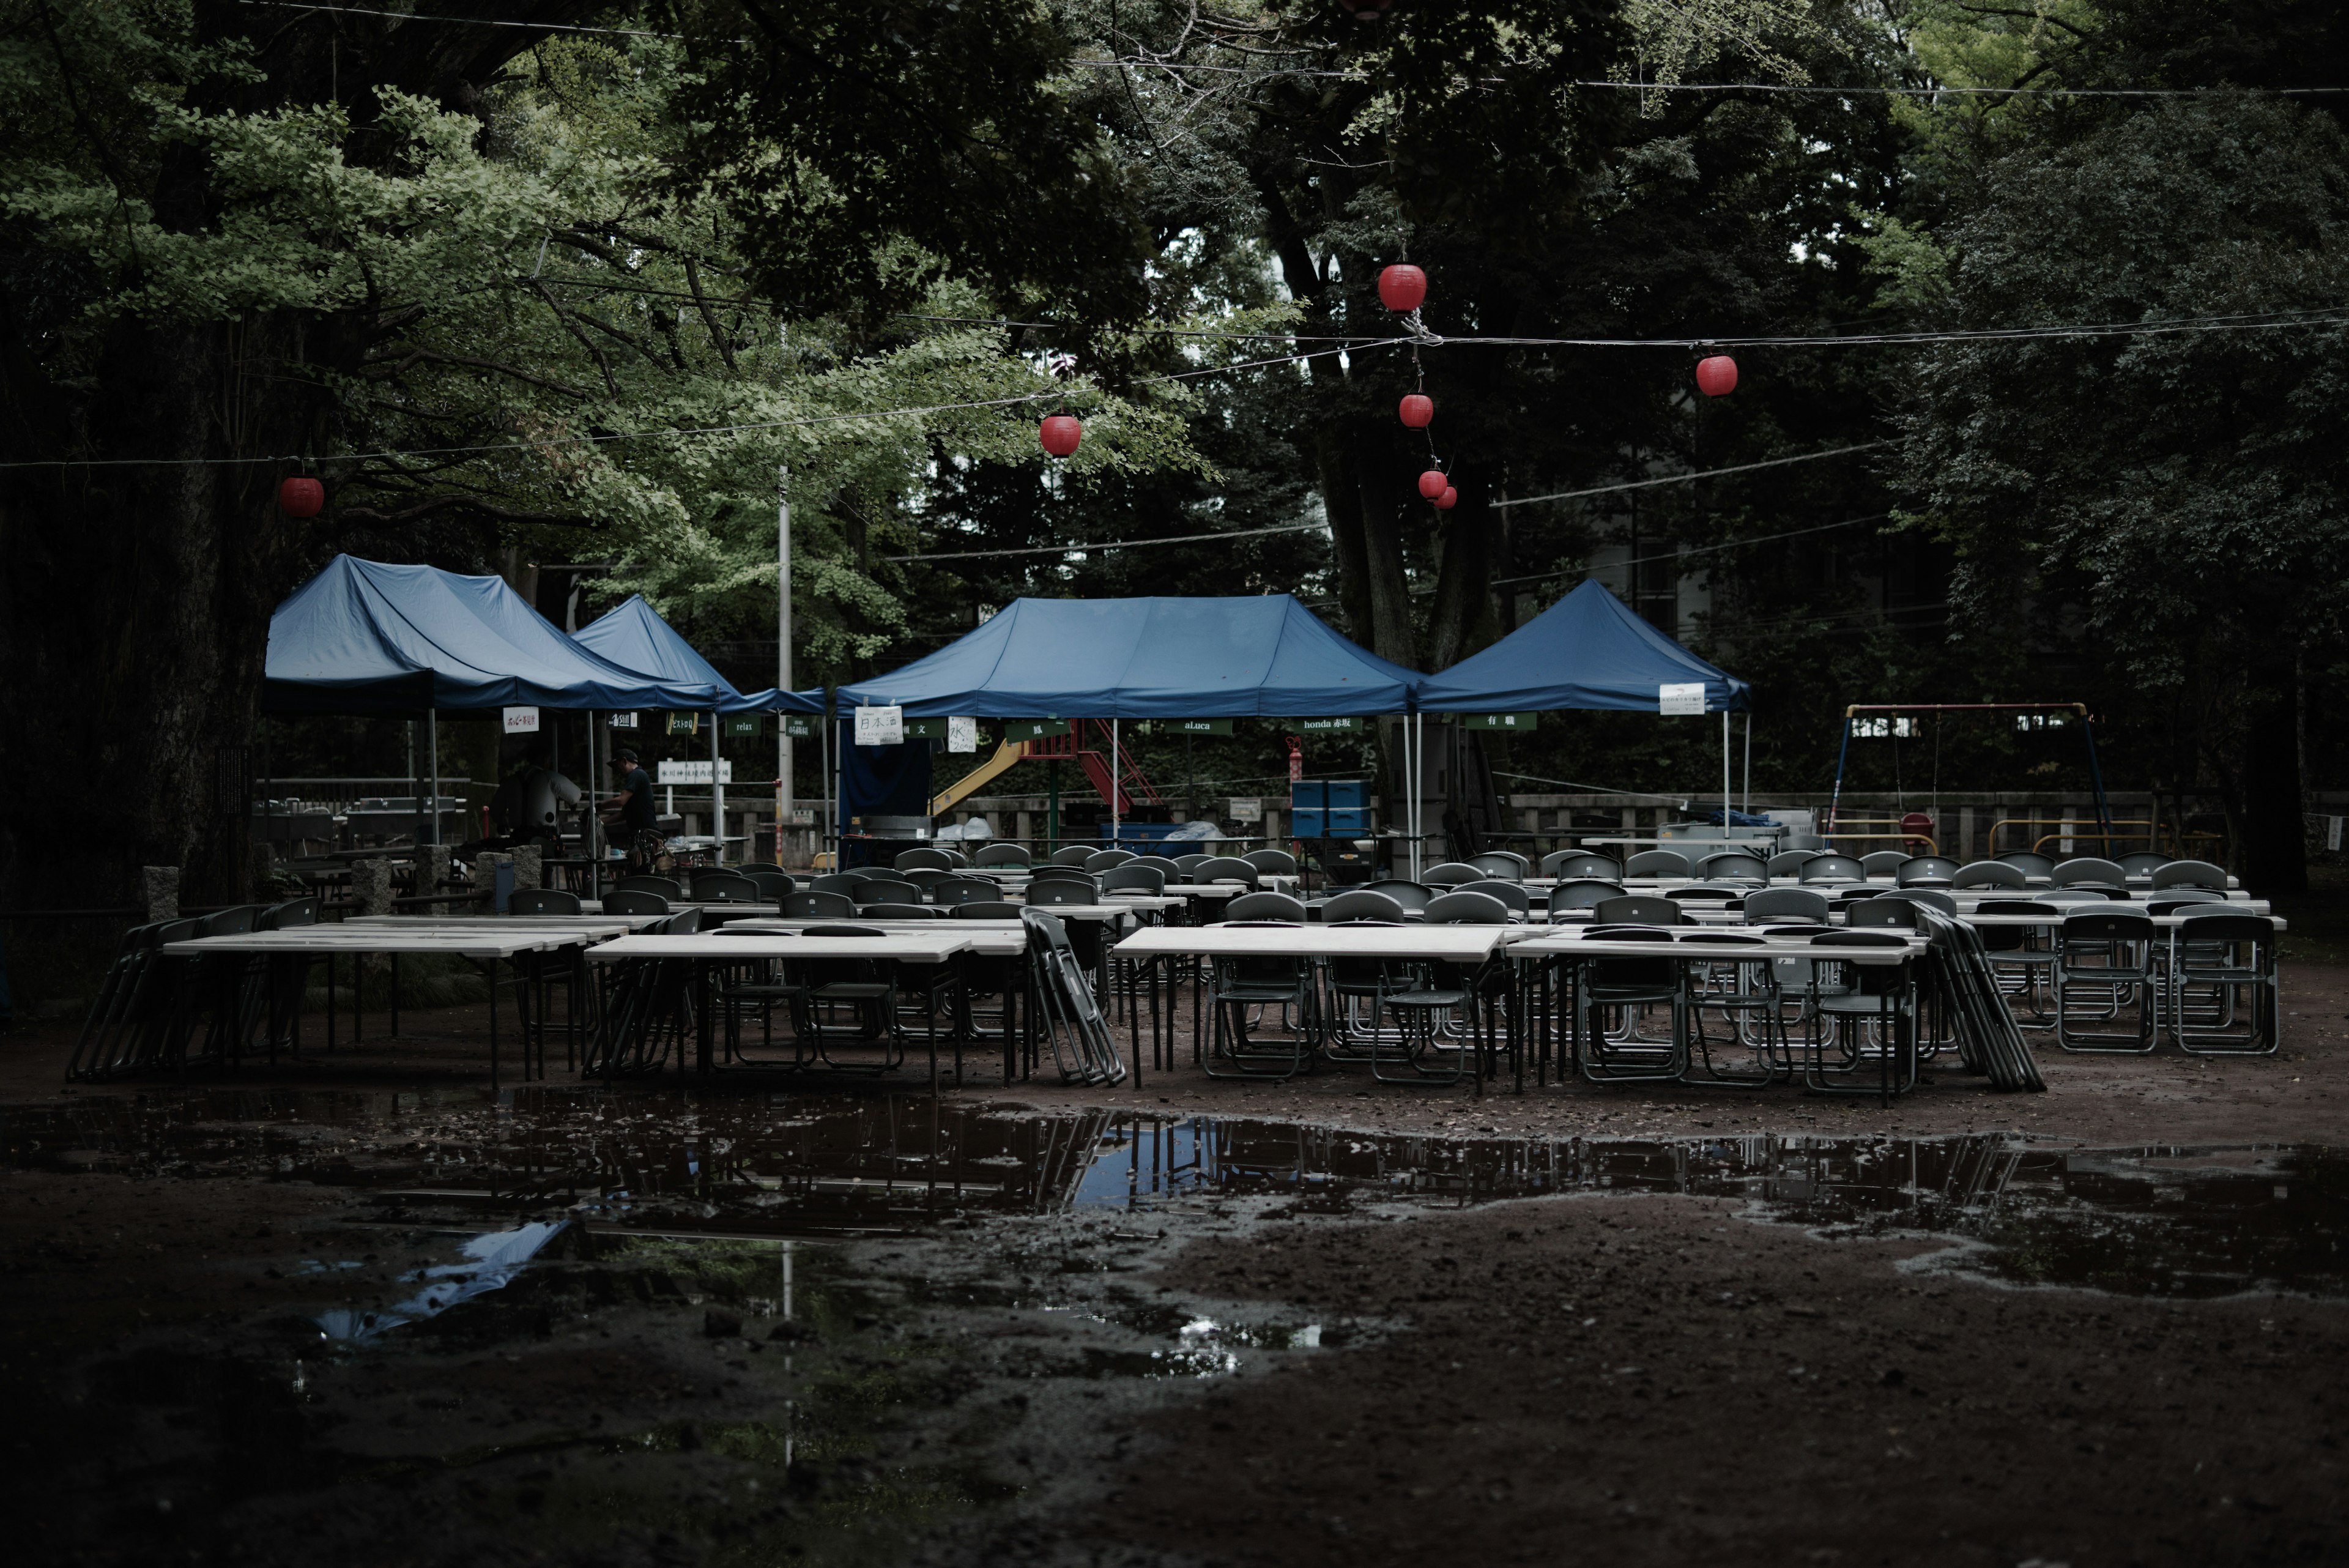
[1111,924,1514,1087]
[160,926,598,1087]
[585,931,976,1088]
[1509,928,1930,1099]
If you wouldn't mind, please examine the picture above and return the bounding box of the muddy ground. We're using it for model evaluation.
[1,964,2343,1566]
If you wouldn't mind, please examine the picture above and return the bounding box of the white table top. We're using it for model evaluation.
[1115,925,1508,961]
[579,899,783,916]
[165,929,586,958]
[722,918,1026,955]
[345,914,655,934]
[1511,930,1927,965]
[585,932,976,962]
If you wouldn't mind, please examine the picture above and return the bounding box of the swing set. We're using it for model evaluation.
[1826,702,2116,857]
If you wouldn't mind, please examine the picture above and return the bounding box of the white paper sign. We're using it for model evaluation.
[853,705,905,746]
[502,706,540,733]
[656,760,733,784]
[608,712,639,730]
[1229,798,1263,823]
[946,716,979,754]
[1659,683,1709,716]
[2331,816,2345,853]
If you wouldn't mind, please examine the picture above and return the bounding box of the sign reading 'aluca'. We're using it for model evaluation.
[502,706,540,734]
[853,705,904,746]
[1161,718,1234,735]
[1659,683,1709,716]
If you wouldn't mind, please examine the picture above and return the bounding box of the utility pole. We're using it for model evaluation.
[778,461,793,866]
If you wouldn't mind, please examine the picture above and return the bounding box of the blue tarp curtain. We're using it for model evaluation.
[573,595,823,714]
[1412,579,1750,714]
[262,556,722,715]
[836,595,1423,718]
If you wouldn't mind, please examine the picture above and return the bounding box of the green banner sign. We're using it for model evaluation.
[1156,718,1233,735]
[999,718,1070,741]
[902,717,952,740]
[781,715,816,740]
[724,715,764,737]
[1458,712,1539,730]
[1296,716,1365,733]
[665,712,700,737]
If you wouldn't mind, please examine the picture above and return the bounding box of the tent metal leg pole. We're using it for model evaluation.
[1743,712,1752,818]
[710,710,725,865]
[1111,719,1121,849]
[428,709,440,847]
[822,713,834,871]
[1412,715,1419,877]
[589,712,603,901]
[1722,708,1731,827]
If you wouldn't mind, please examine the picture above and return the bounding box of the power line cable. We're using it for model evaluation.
[0,340,1397,470]
[885,519,1327,563]
[1494,441,1892,508]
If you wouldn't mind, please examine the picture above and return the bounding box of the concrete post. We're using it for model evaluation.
[420,845,453,910]
[511,844,544,894]
[141,866,180,923]
[352,859,392,916]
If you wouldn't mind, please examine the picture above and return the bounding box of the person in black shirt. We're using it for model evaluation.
[602,747,662,871]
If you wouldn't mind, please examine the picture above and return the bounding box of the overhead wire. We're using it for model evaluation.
[1493,442,1893,508]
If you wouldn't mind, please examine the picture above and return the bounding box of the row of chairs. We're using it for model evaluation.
[902,844,1301,875]
[1605,847,2229,891]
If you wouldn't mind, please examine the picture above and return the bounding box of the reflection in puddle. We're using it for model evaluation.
[313,1221,566,1342]
[4,1087,2344,1298]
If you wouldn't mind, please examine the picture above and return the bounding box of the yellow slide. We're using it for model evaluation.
[929,739,1030,817]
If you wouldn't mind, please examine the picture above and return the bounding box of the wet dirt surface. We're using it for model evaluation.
[1,965,2346,1564]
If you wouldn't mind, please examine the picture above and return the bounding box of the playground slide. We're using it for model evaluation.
[929,739,1030,817]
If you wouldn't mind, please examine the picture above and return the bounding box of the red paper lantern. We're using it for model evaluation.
[1434,486,1458,511]
[1378,263,1428,313]
[1417,469,1448,500]
[1039,415,1083,457]
[278,476,324,518]
[1694,355,1739,397]
[1398,393,1434,429]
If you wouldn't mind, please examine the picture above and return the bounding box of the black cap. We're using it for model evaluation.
[612,746,639,763]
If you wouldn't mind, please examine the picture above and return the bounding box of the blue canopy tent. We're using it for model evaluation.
[575,594,825,865]
[264,557,722,715]
[262,555,718,865]
[835,595,1424,853]
[1412,578,1754,831]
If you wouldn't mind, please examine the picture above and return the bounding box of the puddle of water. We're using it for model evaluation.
[4,1087,2343,1298]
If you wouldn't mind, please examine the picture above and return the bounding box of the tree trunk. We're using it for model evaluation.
[1425,474,1495,672]
[0,4,573,918]
[2241,664,2308,894]
[1350,428,1417,667]
[1314,426,1375,645]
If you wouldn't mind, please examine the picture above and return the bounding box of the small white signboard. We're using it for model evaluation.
[1659,683,1709,716]
[946,716,979,754]
[1229,798,1263,823]
[608,712,639,730]
[854,705,905,746]
[656,760,734,785]
[502,706,540,734]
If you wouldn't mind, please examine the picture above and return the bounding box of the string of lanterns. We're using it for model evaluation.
[1022,256,1737,490]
